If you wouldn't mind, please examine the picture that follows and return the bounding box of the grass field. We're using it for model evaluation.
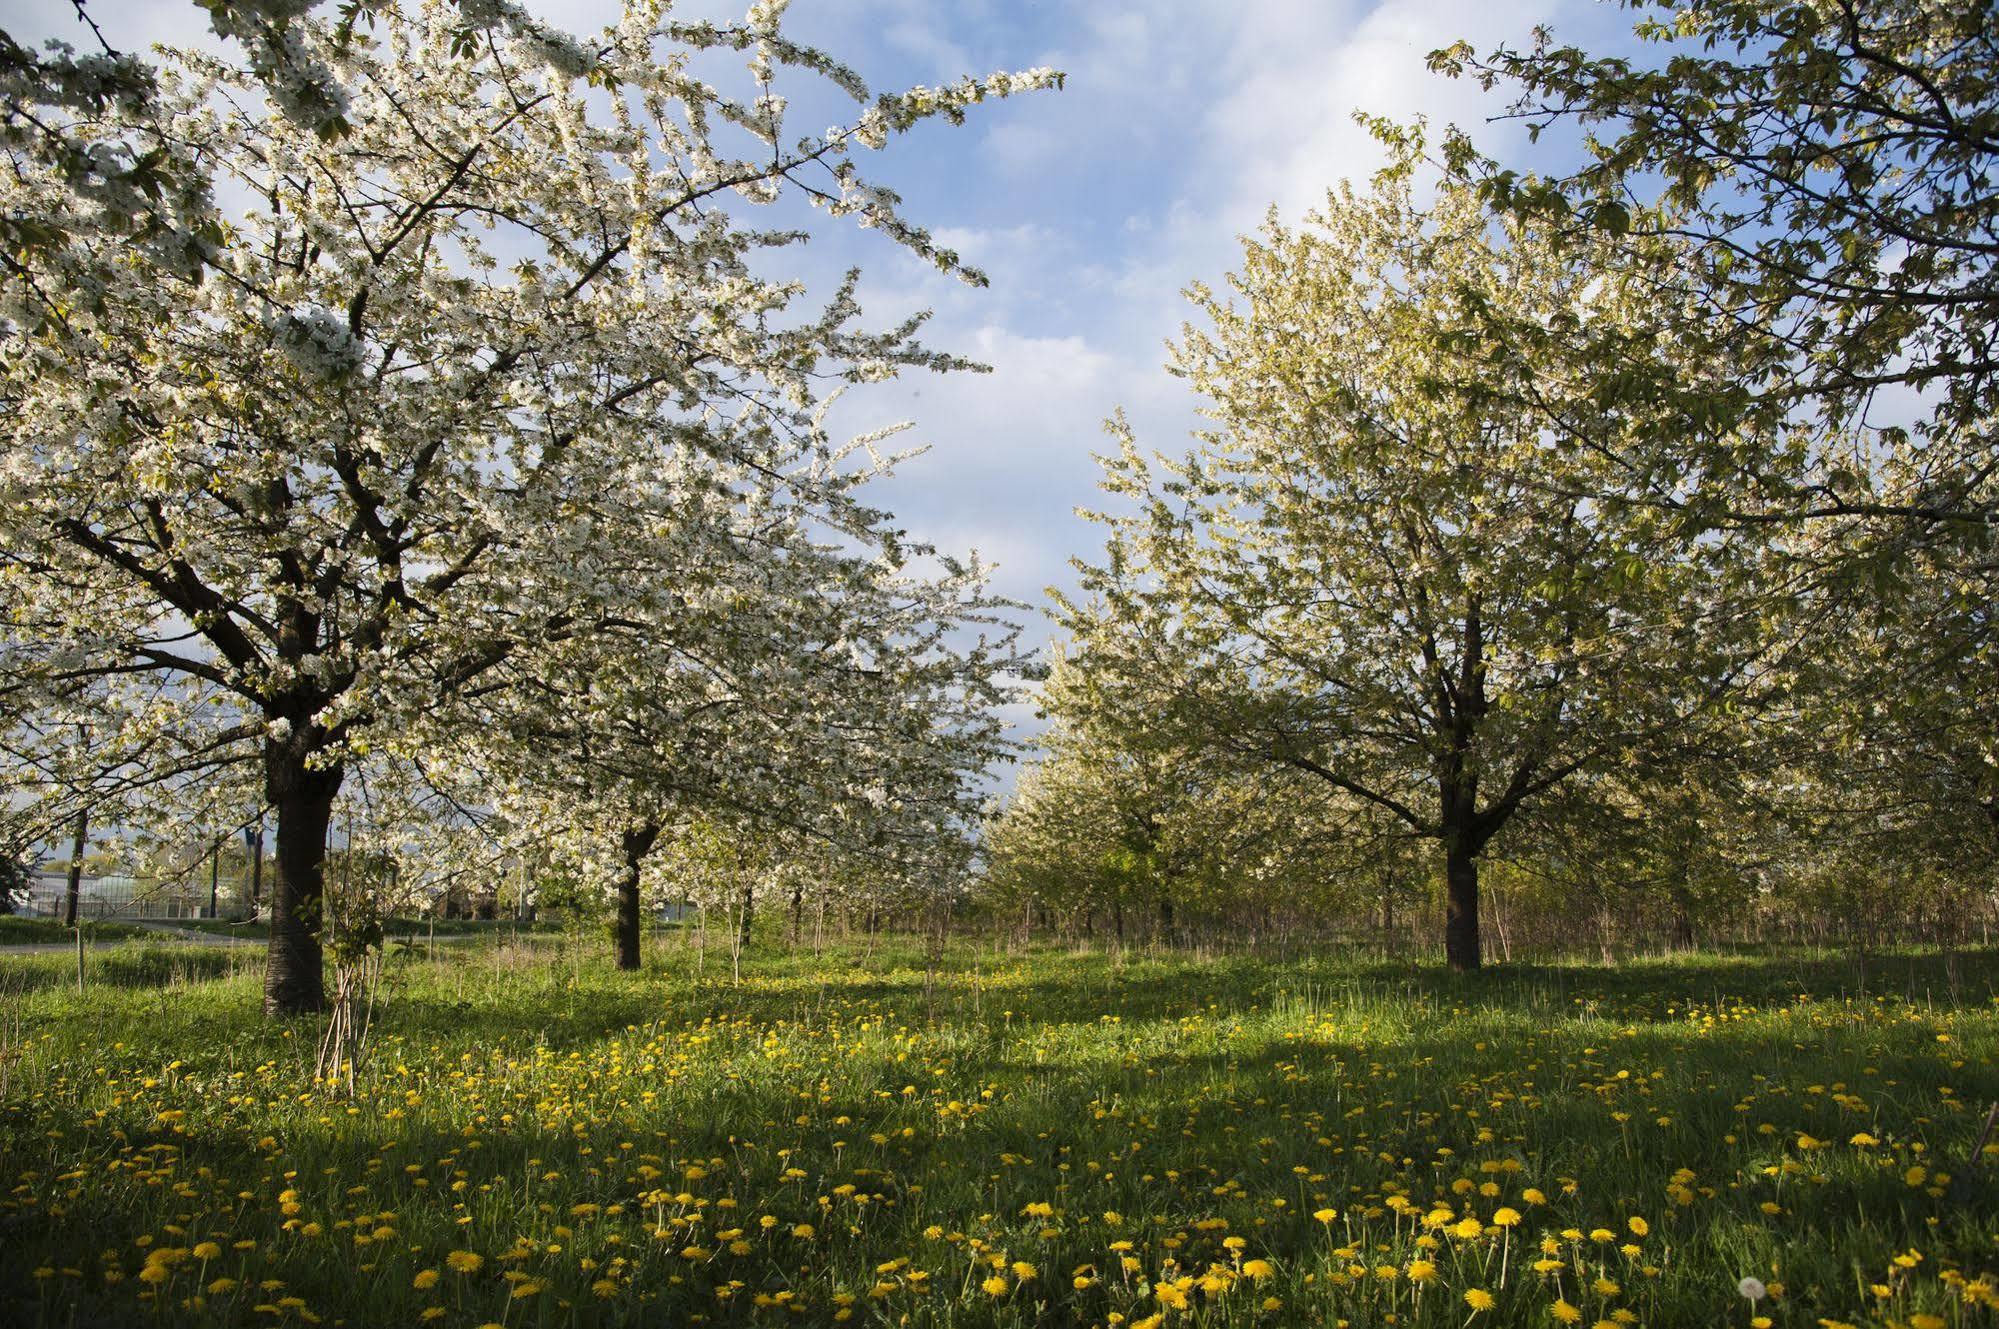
[2,938,1995,1328]
[0,915,158,945]
[162,917,573,942]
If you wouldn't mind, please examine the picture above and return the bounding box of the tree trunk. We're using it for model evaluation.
[63,809,87,927]
[264,751,342,1016]
[1438,594,1493,973]
[1671,892,1695,949]
[615,821,662,971]
[1443,839,1480,972]
[736,878,754,949]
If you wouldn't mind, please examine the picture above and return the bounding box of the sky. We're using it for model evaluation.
[3,0,1640,775]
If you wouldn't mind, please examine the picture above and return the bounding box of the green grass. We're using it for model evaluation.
[167,916,576,940]
[0,914,156,944]
[2,938,1995,1328]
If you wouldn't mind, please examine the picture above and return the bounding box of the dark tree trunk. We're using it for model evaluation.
[1443,838,1480,972]
[615,821,662,971]
[1671,892,1695,949]
[1158,892,1174,945]
[736,878,754,948]
[263,749,342,1016]
[63,809,87,927]
[1112,896,1125,946]
[790,879,804,944]
[1438,595,1491,973]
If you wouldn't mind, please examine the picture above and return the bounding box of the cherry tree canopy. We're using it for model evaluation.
[0,0,1056,1012]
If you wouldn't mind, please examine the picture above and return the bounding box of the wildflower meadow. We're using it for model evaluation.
[3,1,1997,1327]
[3,936,1995,1328]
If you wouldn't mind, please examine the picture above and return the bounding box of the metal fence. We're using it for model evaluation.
[21,870,240,921]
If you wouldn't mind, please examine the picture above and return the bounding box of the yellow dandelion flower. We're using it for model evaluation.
[1464,1287,1496,1312]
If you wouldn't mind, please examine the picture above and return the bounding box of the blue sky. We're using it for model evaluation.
[4,0,1637,763]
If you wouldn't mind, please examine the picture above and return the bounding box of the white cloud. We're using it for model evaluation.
[1204,0,1567,229]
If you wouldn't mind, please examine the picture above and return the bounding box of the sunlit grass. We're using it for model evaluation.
[2,939,1995,1327]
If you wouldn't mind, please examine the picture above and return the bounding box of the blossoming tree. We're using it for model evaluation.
[0,0,1056,1012]
[460,502,1023,970]
[1060,150,1779,969]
